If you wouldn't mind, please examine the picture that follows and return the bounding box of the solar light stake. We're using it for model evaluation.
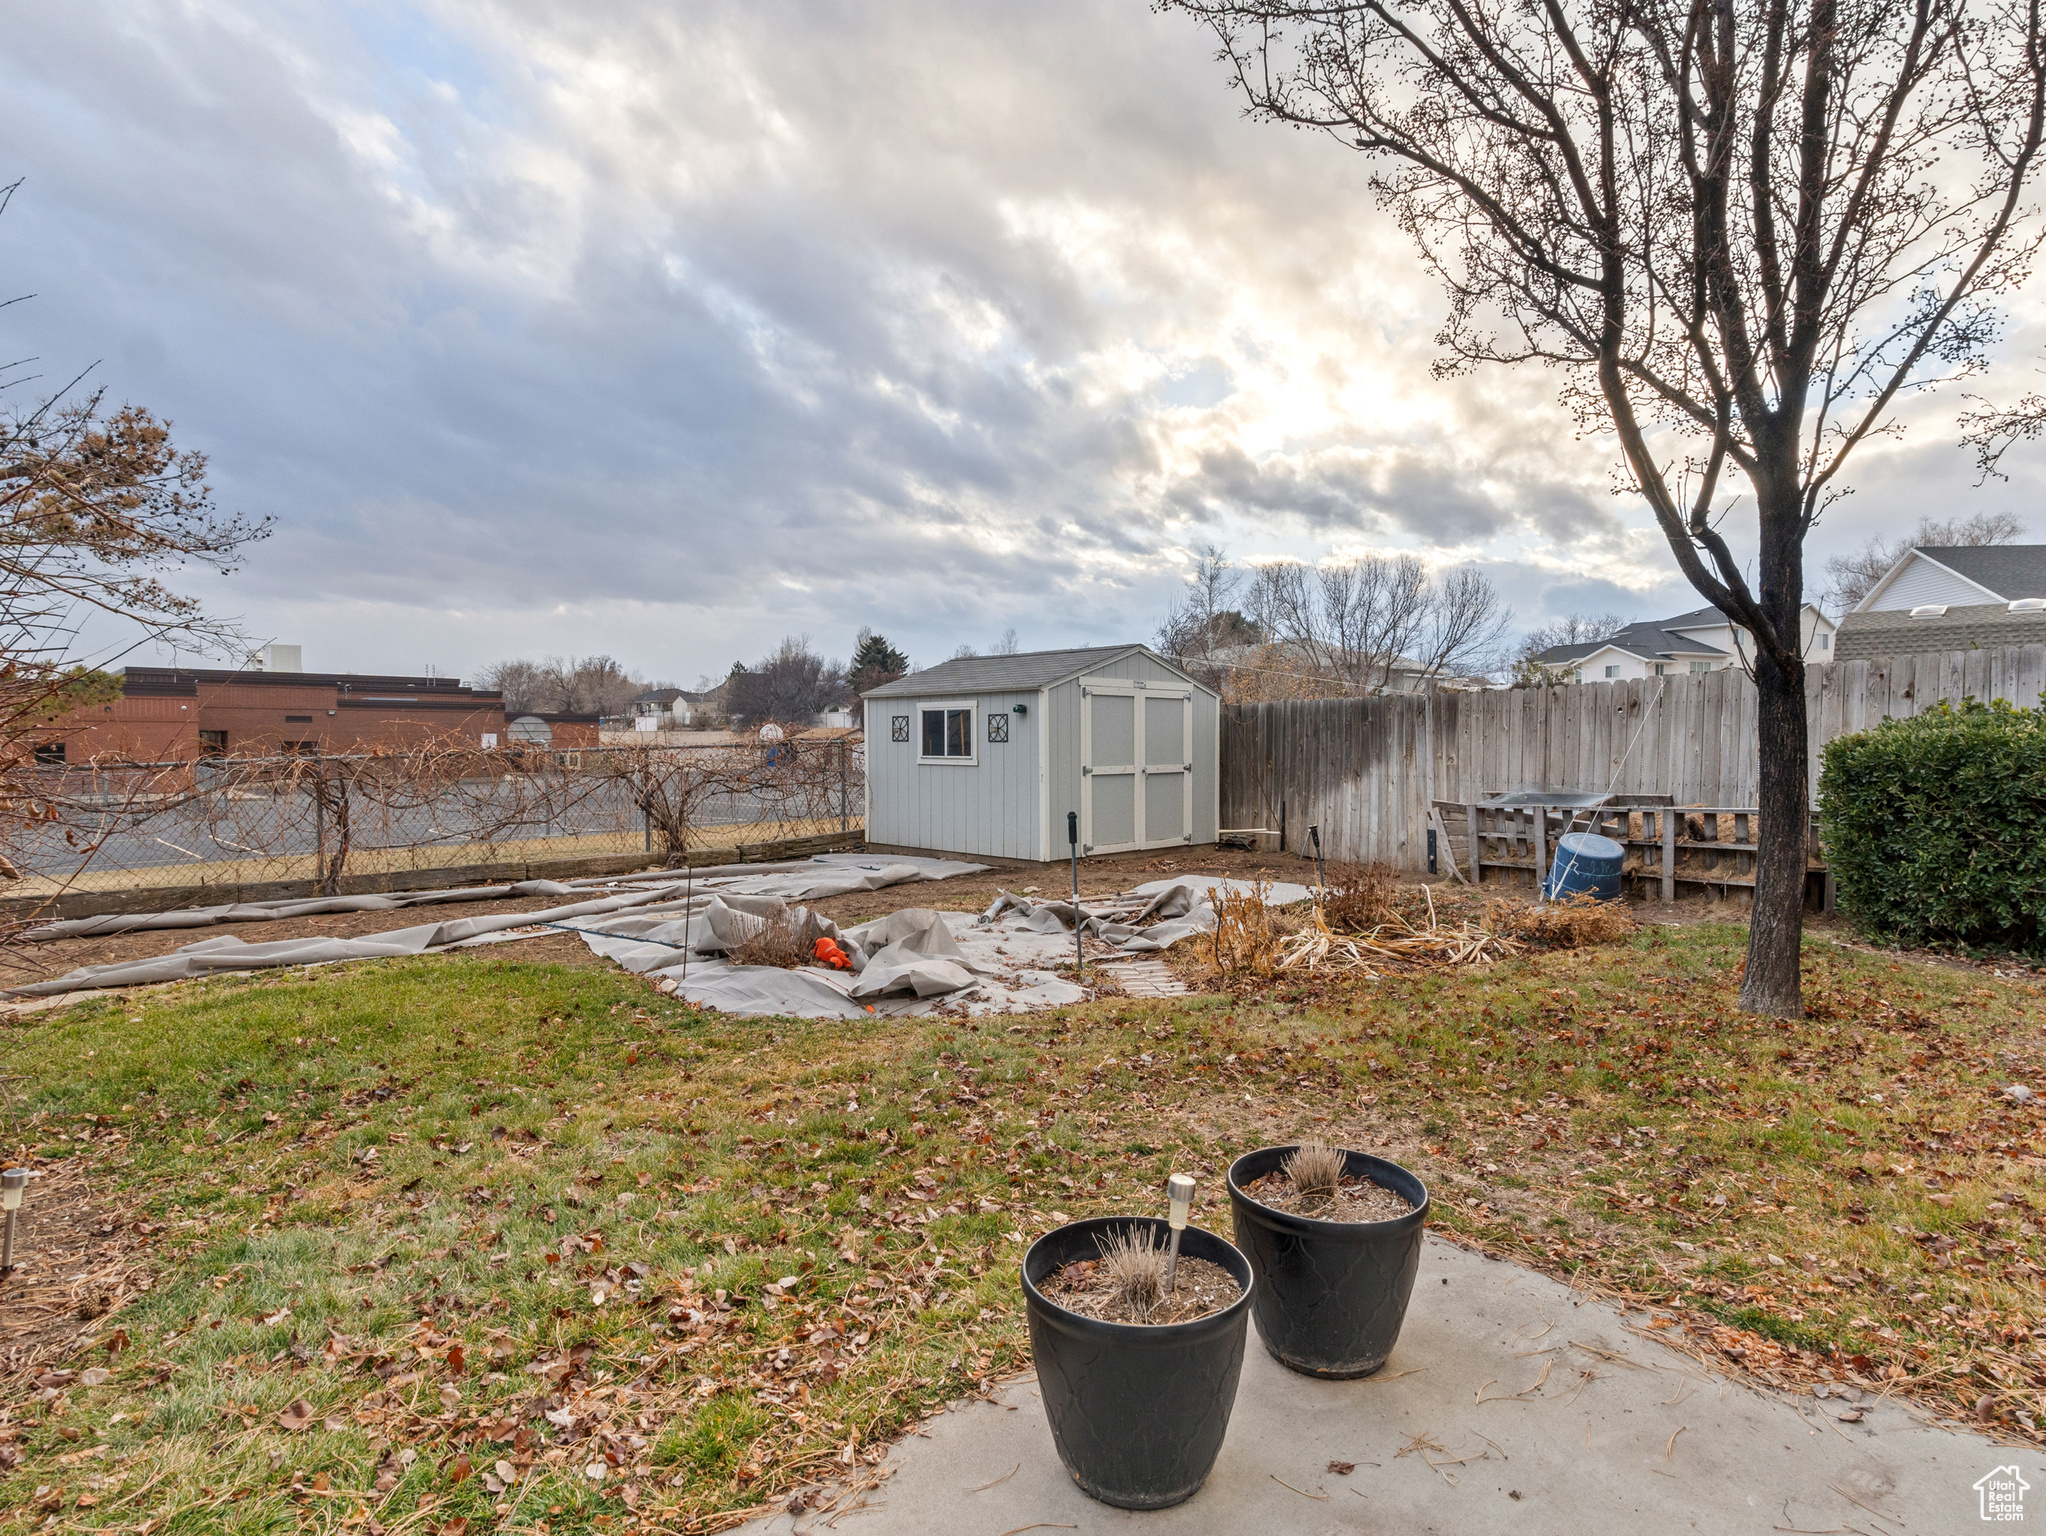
[1067,810,1083,979]
[1,1167,27,1274]
[1164,1173,1195,1292]
[1308,823,1325,893]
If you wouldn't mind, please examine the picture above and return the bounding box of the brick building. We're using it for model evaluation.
[39,667,510,762]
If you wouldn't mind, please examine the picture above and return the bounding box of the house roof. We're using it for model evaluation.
[1833,602,2046,660]
[1657,600,1830,631]
[861,644,1202,697]
[1536,621,1732,666]
[1911,545,2046,600]
[633,687,686,705]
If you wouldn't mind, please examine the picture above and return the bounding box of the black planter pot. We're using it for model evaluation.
[1021,1216,1254,1510]
[1227,1146,1428,1379]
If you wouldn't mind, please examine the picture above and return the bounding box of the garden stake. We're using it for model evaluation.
[1164,1172,1195,1291]
[1067,809,1083,979]
[1309,823,1325,893]
[1,1167,26,1274]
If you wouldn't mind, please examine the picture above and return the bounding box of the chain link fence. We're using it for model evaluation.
[2,737,864,899]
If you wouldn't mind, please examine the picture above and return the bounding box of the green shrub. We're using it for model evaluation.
[1819,698,2046,956]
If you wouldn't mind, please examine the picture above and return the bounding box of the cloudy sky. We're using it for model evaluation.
[5,0,2042,686]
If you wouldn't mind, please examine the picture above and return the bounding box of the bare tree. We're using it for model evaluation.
[1241,553,1507,691]
[1821,511,2028,610]
[476,655,646,717]
[1164,0,2046,1015]
[1156,544,1262,690]
[475,658,546,714]
[725,637,848,726]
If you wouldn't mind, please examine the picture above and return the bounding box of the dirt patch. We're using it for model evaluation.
[0,1154,152,1377]
[1243,1170,1416,1222]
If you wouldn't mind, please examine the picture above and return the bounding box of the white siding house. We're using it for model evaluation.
[862,645,1220,862]
[1536,603,1836,682]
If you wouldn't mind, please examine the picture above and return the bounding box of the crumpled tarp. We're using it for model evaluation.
[554,875,1316,1021]
[984,876,1315,951]
[558,900,1082,1020]
[5,856,987,997]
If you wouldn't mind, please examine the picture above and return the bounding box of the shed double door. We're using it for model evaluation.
[1079,681,1193,854]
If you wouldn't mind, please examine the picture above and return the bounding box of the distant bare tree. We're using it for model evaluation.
[476,658,546,714]
[725,637,848,726]
[992,627,1022,655]
[1821,512,2028,611]
[1163,0,2046,1018]
[1242,554,1508,692]
[477,655,646,717]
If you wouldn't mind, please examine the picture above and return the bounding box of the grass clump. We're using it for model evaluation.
[1095,1227,1168,1318]
[1285,1141,1345,1202]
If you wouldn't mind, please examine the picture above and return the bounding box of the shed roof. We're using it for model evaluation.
[861,644,1201,698]
[1833,602,2046,660]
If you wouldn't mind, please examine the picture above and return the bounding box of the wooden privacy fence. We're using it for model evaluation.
[1219,642,2046,875]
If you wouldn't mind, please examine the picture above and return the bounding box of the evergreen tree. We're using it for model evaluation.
[848,629,908,695]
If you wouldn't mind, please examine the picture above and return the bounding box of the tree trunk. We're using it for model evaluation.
[1739,489,1809,1017]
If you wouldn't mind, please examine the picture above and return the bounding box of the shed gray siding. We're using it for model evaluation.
[863,692,1041,859]
[865,645,1218,862]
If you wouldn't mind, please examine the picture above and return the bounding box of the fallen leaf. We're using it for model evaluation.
[1327,1460,1355,1475]
[277,1399,316,1432]
[447,1453,472,1484]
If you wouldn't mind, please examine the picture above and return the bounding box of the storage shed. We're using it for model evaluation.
[861,645,1220,862]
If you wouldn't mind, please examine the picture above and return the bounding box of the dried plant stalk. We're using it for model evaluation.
[1094,1226,1169,1318]
[1319,860,1397,933]
[730,906,816,968]
[1285,1141,1345,1202]
[1209,880,1280,977]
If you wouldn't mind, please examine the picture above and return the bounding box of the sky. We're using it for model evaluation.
[4,0,2043,687]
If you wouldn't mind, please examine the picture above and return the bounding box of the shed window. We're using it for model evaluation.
[987,712,1009,743]
[918,704,975,762]
[890,715,910,743]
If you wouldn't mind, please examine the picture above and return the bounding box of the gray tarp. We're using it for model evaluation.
[984,876,1315,951]
[5,857,987,998]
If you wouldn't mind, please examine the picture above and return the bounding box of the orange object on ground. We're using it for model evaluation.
[812,936,854,971]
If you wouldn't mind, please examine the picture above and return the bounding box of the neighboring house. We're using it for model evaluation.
[1535,604,1837,683]
[628,687,691,731]
[36,659,509,762]
[862,644,1220,862]
[1836,543,2046,660]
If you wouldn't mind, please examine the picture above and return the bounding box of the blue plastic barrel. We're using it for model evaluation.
[1544,831,1625,902]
